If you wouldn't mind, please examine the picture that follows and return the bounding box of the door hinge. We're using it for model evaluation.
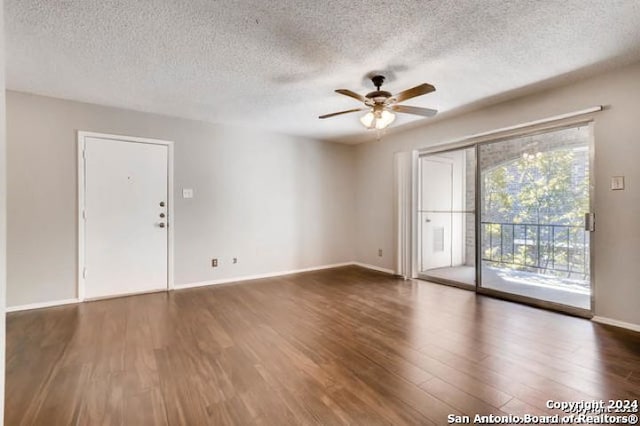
[82,267,87,279]
[82,210,86,220]
[82,149,86,160]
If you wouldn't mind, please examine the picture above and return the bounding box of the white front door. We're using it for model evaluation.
[83,136,169,299]
[421,157,453,270]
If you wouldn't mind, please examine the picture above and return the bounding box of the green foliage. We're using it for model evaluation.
[481,147,590,278]
[482,148,588,226]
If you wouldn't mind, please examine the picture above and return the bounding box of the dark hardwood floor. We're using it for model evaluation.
[6,266,640,425]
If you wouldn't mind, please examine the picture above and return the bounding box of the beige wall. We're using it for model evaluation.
[7,60,640,329]
[7,91,356,306]
[355,61,640,326]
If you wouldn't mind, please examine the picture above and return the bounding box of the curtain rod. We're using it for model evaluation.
[418,106,603,153]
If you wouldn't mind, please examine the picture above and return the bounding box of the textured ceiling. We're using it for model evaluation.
[6,1,640,143]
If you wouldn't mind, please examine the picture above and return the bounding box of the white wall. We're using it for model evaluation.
[0,0,6,420]
[355,60,640,327]
[7,91,355,306]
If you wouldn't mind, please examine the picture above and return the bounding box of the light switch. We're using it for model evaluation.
[182,188,194,199]
[610,176,625,191]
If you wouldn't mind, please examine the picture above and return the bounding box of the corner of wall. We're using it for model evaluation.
[0,0,8,421]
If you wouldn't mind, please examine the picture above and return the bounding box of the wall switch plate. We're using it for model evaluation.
[183,188,194,198]
[211,258,218,267]
[611,176,625,190]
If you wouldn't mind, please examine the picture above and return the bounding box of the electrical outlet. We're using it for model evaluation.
[211,258,218,267]
[232,257,238,264]
[378,249,383,257]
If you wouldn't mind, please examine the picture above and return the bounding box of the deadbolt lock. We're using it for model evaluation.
[159,213,165,218]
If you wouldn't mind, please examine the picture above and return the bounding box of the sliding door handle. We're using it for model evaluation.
[584,213,595,232]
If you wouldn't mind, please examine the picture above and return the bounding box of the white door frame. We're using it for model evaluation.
[77,131,175,301]
[419,155,455,271]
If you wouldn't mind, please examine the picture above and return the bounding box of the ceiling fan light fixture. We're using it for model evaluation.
[360,111,375,128]
[360,109,395,130]
[375,110,396,129]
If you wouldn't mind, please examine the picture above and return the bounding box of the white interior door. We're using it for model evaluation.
[83,137,169,299]
[421,157,453,270]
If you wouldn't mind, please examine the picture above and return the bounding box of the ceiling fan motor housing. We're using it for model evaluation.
[365,90,392,99]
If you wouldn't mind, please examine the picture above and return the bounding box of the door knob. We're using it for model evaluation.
[159,201,165,207]
[159,223,166,228]
[159,213,165,218]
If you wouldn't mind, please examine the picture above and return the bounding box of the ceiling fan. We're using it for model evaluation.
[319,75,437,130]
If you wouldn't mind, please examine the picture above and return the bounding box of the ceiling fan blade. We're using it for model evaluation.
[335,89,367,103]
[319,108,366,119]
[392,83,436,103]
[391,105,438,117]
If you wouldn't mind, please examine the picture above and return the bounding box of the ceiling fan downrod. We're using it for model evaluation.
[371,75,385,91]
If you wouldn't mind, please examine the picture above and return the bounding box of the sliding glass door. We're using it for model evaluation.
[418,147,476,288]
[478,125,592,311]
[416,124,593,314]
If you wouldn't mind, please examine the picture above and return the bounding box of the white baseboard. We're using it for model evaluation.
[592,316,640,333]
[175,262,355,290]
[351,262,395,275]
[7,298,79,313]
[6,261,395,311]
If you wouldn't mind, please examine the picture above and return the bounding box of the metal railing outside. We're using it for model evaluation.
[481,221,588,278]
